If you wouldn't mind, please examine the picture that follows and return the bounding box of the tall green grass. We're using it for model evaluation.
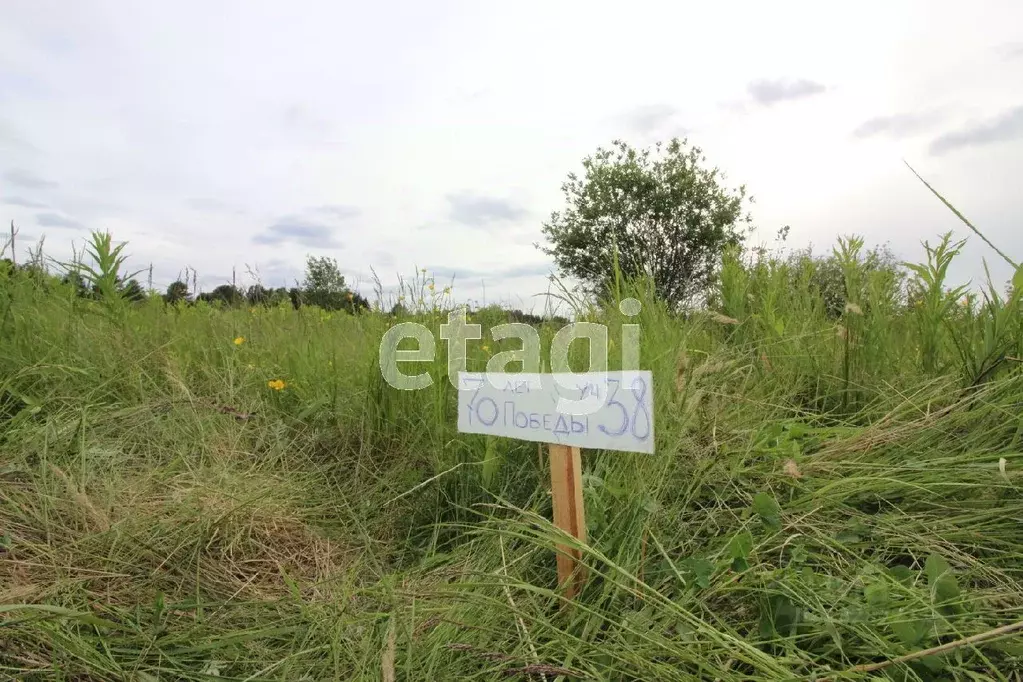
[1,211,1022,679]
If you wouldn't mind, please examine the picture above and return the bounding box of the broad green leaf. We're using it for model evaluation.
[925,553,952,585]
[888,565,914,585]
[919,654,946,672]
[763,422,783,443]
[891,619,929,648]
[934,574,960,603]
[787,423,807,440]
[760,596,801,638]
[752,491,781,529]
[727,530,753,560]
[771,596,802,636]
[683,557,714,588]
[891,621,917,648]
[864,581,889,607]
[727,530,753,572]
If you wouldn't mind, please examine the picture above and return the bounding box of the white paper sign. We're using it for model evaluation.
[456,371,655,454]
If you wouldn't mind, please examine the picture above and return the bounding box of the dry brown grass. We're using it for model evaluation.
[1,459,355,611]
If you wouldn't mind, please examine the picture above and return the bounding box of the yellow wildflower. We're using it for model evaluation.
[428,283,435,291]
[267,379,286,391]
[443,286,451,295]
[233,336,245,346]
[482,344,490,353]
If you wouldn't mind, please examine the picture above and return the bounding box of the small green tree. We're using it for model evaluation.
[199,284,243,306]
[303,256,346,293]
[302,255,345,309]
[246,284,269,305]
[270,287,289,307]
[119,278,146,303]
[75,231,142,304]
[343,290,371,314]
[62,270,90,298]
[288,287,303,310]
[540,138,752,308]
[300,255,368,312]
[164,281,191,304]
[786,243,905,319]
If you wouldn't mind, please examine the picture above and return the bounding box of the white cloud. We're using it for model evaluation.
[747,79,827,106]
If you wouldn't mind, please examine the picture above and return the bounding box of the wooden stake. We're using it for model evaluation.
[547,444,586,599]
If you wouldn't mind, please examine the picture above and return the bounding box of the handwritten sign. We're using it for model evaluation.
[456,371,655,454]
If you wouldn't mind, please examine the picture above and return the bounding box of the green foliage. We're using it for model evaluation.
[164,280,190,304]
[244,284,291,308]
[949,262,1023,387]
[1,203,1021,678]
[752,491,781,530]
[925,553,961,605]
[302,254,347,293]
[799,242,903,319]
[300,255,369,312]
[80,231,135,302]
[119,278,146,302]
[904,232,969,373]
[540,137,752,309]
[61,231,145,308]
[198,283,244,306]
[727,529,754,572]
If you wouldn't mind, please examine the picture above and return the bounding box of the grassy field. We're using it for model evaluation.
[1,216,1023,680]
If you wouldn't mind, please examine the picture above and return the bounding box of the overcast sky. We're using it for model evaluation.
[2,1,1021,310]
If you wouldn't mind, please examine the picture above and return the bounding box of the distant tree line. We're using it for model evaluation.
[1,249,576,329]
[163,282,370,314]
[159,255,370,313]
[0,249,371,312]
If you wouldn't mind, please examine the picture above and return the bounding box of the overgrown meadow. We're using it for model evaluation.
[1,210,1022,679]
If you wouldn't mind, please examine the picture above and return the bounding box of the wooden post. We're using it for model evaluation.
[457,371,653,602]
[548,443,586,599]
